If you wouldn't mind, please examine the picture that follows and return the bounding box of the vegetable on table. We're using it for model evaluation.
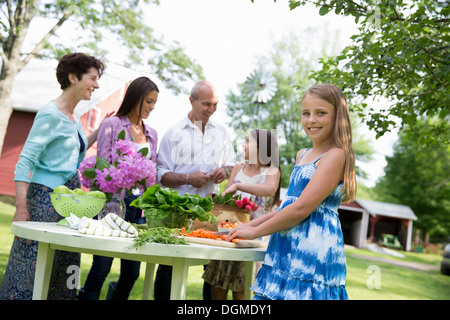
[133,227,189,248]
[181,228,241,243]
[130,185,216,225]
[219,220,238,229]
[211,193,259,213]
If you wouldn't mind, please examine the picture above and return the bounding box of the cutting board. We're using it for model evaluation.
[183,236,266,248]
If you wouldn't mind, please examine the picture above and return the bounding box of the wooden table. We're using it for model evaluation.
[11,221,266,300]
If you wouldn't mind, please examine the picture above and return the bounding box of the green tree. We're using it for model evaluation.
[0,0,204,153]
[285,0,449,146]
[225,32,374,188]
[375,119,450,242]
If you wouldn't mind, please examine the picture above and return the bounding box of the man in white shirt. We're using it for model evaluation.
[154,80,236,300]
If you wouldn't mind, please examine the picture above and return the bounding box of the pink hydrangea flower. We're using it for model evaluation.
[79,131,157,198]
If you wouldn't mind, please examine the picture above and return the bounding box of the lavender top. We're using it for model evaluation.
[97,115,158,163]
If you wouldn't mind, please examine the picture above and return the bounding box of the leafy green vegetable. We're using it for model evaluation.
[133,227,188,248]
[210,193,241,207]
[130,185,216,224]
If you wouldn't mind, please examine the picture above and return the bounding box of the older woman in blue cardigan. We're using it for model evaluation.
[0,53,104,300]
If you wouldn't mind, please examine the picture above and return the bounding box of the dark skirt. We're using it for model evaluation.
[0,174,81,300]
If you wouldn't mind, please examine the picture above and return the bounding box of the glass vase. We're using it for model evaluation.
[99,196,126,219]
[146,212,192,229]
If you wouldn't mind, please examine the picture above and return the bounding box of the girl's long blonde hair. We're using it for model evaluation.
[302,84,357,203]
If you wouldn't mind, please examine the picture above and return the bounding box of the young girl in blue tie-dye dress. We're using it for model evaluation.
[226,84,356,300]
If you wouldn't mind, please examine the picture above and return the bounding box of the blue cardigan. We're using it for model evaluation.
[14,101,88,189]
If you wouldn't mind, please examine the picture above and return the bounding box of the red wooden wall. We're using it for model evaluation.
[0,111,36,196]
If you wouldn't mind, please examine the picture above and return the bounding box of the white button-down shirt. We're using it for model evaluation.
[157,115,236,197]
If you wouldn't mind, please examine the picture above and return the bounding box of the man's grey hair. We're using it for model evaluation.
[190,80,213,100]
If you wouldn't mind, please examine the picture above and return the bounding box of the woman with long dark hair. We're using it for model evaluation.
[78,76,159,300]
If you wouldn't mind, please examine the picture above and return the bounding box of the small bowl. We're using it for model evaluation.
[217,227,231,233]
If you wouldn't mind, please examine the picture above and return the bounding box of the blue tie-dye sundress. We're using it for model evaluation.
[251,149,348,300]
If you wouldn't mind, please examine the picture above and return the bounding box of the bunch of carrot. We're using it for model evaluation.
[180,228,240,243]
[181,227,223,240]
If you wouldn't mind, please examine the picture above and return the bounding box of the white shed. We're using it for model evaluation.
[339,199,418,251]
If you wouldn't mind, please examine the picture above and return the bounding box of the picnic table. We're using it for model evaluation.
[11,221,266,300]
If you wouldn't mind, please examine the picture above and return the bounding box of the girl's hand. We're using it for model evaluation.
[221,183,238,197]
[225,223,256,241]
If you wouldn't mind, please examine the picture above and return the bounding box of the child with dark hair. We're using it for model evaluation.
[203,129,281,300]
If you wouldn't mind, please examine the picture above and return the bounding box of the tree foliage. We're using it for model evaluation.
[286,0,449,146]
[375,119,450,242]
[1,0,204,93]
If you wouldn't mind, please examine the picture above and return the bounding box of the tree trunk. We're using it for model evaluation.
[0,50,24,154]
[414,229,420,246]
[0,77,15,155]
[0,0,38,154]
[0,53,25,155]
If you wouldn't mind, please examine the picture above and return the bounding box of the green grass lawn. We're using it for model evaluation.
[1,197,449,300]
[344,247,449,299]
